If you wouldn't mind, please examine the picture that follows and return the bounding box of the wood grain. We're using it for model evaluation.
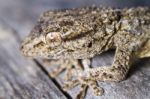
[0,20,67,99]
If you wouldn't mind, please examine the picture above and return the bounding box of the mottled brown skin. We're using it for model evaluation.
[21,6,150,98]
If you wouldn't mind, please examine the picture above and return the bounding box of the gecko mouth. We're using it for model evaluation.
[21,39,57,58]
[20,33,47,58]
[20,39,39,57]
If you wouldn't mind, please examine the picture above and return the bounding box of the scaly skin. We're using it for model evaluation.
[21,6,150,98]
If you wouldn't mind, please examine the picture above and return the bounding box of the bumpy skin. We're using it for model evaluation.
[21,6,150,98]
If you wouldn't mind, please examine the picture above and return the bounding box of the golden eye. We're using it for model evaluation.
[45,32,62,47]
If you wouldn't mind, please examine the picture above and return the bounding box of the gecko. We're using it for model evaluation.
[21,6,150,98]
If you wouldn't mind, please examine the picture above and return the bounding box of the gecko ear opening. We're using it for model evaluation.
[44,32,62,47]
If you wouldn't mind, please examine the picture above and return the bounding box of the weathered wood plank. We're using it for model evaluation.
[39,51,150,99]
[0,20,67,99]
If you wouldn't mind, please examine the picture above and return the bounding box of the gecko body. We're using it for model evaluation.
[21,6,150,98]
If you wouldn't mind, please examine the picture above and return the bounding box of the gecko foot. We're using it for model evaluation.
[63,76,104,98]
[47,59,73,80]
[46,59,83,81]
[61,59,104,98]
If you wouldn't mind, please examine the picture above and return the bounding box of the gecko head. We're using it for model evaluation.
[21,25,65,59]
[21,22,94,59]
[21,10,96,59]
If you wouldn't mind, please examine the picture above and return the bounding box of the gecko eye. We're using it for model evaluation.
[45,32,62,47]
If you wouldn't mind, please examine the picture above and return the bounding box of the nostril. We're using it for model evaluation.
[20,45,30,56]
[20,43,25,50]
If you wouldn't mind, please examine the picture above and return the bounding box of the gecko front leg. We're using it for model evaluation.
[63,59,103,97]
[64,46,133,96]
[87,47,132,81]
[47,59,82,80]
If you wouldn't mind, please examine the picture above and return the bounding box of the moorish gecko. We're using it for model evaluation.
[21,6,150,98]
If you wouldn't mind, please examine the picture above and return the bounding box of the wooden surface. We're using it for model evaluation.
[0,20,67,99]
[0,0,150,99]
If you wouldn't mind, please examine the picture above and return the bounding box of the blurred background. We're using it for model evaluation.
[0,0,150,39]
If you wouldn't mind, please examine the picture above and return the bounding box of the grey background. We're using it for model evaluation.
[0,0,149,39]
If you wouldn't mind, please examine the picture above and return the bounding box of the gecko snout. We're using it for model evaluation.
[20,44,34,57]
